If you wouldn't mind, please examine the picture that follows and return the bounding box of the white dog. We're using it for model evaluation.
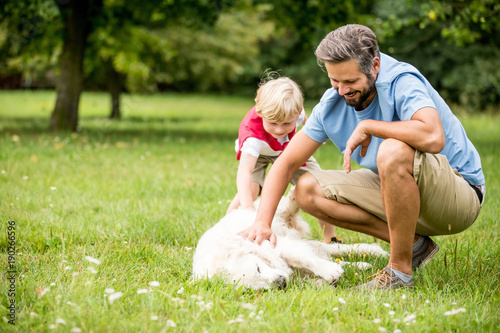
[192,193,388,289]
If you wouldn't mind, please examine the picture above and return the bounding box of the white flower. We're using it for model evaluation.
[184,246,192,251]
[166,320,176,327]
[40,287,50,297]
[66,301,77,306]
[149,281,160,287]
[150,316,159,321]
[108,292,123,304]
[49,324,56,329]
[50,187,57,190]
[241,303,256,310]
[403,314,416,322]
[177,287,184,294]
[373,318,382,324]
[87,267,97,274]
[444,308,466,316]
[383,303,390,308]
[50,283,56,287]
[64,266,72,270]
[55,318,67,325]
[137,289,149,294]
[84,256,101,265]
[394,330,402,333]
[401,294,407,300]
[23,176,29,180]
[104,288,115,294]
[425,300,430,304]
[389,311,396,316]
[227,317,245,324]
[378,327,386,332]
[332,307,339,311]
[170,297,186,304]
[29,312,39,317]
[71,328,82,333]
[338,298,346,304]
[72,272,80,277]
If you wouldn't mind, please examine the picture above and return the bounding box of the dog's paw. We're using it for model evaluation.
[352,243,389,257]
[315,262,344,283]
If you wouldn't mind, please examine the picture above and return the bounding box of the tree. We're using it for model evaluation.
[369,0,500,109]
[1,0,233,130]
[51,0,100,131]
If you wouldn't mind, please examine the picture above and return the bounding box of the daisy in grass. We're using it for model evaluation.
[108,292,123,304]
[84,256,101,265]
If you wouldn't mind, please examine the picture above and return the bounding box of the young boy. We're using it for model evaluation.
[227,76,340,243]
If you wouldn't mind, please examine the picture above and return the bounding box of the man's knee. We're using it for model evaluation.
[294,173,322,208]
[377,139,415,175]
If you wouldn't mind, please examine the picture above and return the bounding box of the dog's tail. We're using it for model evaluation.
[279,188,301,226]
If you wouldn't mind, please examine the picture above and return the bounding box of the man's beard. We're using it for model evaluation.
[343,75,376,110]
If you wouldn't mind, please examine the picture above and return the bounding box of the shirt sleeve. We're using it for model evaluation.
[302,102,330,143]
[239,137,267,158]
[393,74,437,121]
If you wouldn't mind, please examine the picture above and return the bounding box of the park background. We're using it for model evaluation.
[1,0,499,332]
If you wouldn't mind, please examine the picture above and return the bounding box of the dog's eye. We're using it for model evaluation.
[257,266,261,273]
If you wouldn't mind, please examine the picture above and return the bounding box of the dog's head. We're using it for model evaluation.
[224,245,292,290]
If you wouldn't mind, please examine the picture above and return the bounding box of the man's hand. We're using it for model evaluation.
[344,121,372,173]
[238,222,277,247]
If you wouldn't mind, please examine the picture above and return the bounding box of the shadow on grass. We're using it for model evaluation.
[0,116,237,142]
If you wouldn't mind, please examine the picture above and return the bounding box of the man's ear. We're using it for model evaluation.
[371,57,381,76]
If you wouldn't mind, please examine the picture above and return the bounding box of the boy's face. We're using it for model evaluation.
[262,114,297,139]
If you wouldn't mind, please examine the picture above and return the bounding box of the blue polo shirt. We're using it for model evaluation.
[303,53,485,186]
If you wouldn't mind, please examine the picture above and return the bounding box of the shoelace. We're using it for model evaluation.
[367,269,394,288]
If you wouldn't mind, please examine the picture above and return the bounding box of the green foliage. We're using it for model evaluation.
[0,0,61,82]
[370,0,500,110]
[157,7,275,93]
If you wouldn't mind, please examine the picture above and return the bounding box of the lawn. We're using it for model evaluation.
[1,90,499,332]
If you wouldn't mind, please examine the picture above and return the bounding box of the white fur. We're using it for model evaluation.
[192,194,388,289]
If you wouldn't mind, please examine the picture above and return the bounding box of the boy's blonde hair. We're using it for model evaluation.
[254,76,304,123]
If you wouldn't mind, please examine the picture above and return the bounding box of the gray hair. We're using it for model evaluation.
[315,24,380,76]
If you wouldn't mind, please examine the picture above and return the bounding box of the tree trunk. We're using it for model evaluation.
[108,64,122,120]
[50,0,90,131]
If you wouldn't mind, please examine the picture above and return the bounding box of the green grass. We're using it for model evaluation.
[0,90,499,332]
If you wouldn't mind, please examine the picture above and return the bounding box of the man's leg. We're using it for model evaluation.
[294,139,419,276]
[294,174,391,243]
[377,139,419,275]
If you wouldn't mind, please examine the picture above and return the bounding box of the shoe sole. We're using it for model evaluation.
[420,243,439,267]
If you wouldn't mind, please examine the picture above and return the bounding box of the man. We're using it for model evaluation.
[239,24,485,290]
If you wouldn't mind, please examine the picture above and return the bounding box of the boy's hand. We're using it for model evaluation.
[238,223,277,247]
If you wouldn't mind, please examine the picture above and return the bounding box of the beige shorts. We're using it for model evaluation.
[309,151,482,236]
[251,155,321,188]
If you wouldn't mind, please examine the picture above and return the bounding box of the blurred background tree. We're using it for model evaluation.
[1,0,499,131]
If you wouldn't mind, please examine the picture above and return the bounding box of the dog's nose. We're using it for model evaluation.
[275,276,287,289]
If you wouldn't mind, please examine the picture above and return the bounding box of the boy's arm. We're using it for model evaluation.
[238,131,322,245]
[236,152,259,211]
